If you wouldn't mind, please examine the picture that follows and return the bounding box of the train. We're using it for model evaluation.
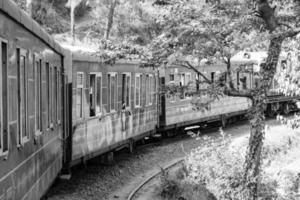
[0,1,299,199]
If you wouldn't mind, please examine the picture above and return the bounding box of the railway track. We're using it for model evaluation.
[127,158,185,200]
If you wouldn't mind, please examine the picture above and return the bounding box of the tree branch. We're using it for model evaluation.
[177,62,212,84]
[270,27,300,39]
[224,87,253,99]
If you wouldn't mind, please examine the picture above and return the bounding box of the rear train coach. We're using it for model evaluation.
[64,52,158,166]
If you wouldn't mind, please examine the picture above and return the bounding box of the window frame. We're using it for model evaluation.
[57,69,61,124]
[76,72,84,119]
[185,73,191,85]
[122,72,131,110]
[53,66,58,125]
[135,73,142,108]
[169,73,175,83]
[0,38,8,156]
[149,74,153,106]
[89,72,102,117]
[34,54,42,136]
[45,62,51,129]
[108,72,118,112]
[18,48,30,145]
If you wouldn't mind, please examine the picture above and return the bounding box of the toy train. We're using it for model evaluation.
[0,1,299,199]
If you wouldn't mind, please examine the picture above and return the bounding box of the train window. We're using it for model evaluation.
[107,74,111,112]
[46,63,50,127]
[57,69,61,124]
[211,72,215,83]
[122,73,131,109]
[135,74,141,107]
[237,72,240,90]
[27,52,35,141]
[53,67,57,123]
[49,66,53,126]
[149,74,154,106]
[186,73,191,85]
[89,74,96,116]
[180,74,185,86]
[145,75,149,105]
[0,41,8,154]
[35,56,42,135]
[96,74,102,114]
[109,73,117,111]
[169,74,175,82]
[17,49,29,144]
[76,72,84,119]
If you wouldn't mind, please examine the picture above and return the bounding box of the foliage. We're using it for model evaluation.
[185,126,300,200]
[158,164,217,200]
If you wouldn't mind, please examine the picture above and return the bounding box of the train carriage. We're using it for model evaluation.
[231,51,300,117]
[0,0,66,199]
[159,64,251,132]
[65,52,158,166]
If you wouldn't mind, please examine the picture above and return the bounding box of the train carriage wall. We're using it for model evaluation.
[68,53,158,165]
[0,0,65,199]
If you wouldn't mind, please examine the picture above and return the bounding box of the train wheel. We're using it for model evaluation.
[282,103,290,115]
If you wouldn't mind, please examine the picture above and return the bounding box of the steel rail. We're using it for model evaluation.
[127,158,185,200]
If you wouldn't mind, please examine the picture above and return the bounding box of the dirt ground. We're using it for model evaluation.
[47,119,280,200]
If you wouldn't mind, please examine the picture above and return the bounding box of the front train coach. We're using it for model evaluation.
[0,0,67,199]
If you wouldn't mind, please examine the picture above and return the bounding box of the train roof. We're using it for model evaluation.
[70,48,142,65]
[231,51,287,65]
[0,0,64,55]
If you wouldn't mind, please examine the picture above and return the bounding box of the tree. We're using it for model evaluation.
[105,0,118,39]
[93,1,300,198]
[137,0,300,199]
[66,0,84,44]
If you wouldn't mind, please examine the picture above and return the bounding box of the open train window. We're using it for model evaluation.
[27,52,35,140]
[35,55,42,135]
[169,74,175,82]
[53,67,58,123]
[17,48,29,145]
[89,73,102,116]
[135,74,142,107]
[236,72,240,90]
[89,74,96,116]
[211,72,215,83]
[46,63,51,128]
[108,73,117,112]
[0,40,8,154]
[76,72,84,119]
[186,73,191,85]
[146,74,149,105]
[122,73,131,109]
[149,74,154,106]
[180,74,185,86]
[57,69,62,124]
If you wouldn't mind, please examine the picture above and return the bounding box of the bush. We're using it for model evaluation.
[159,165,217,200]
[184,126,300,199]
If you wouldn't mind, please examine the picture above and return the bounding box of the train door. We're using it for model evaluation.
[159,76,166,128]
[121,73,131,132]
[62,74,72,170]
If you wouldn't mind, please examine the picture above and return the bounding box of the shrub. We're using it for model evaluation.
[185,126,300,199]
[159,165,217,200]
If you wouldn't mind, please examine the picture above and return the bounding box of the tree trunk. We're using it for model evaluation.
[26,0,33,16]
[243,37,284,199]
[71,0,75,44]
[105,0,118,40]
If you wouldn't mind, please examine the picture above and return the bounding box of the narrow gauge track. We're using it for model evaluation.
[127,158,185,200]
